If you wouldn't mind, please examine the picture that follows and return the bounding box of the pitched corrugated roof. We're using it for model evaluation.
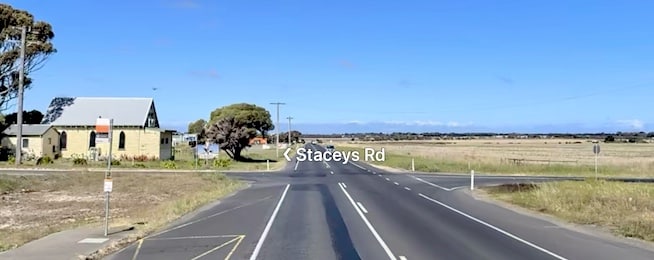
[2,124,53,136]
[41,97,156,126]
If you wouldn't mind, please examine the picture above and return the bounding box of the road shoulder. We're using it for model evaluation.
[465,188,654,253]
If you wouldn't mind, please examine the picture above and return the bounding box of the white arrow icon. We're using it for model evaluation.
[283,147,292,162]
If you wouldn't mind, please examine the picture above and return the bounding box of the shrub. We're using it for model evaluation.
[73,158,88,165]
[132,155,149,162]
[8,156,15,164]
[212,158,232,168]
[111,159,120,166]
[162,160,177,169]
[36,156,54,165]
[133,163,147,168]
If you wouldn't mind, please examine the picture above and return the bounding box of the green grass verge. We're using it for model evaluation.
[0,145,297,172]
[483,180,654,242]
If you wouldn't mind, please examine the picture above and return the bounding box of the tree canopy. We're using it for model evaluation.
[202,103,274,160]
[3,109,43,124]
[0,4,56,112]
[187,119,206,134]
[209,103,274,136]
[279,130,302,143]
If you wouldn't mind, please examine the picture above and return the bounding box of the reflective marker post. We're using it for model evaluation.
[470,170,475,190]
[593,143,601,180]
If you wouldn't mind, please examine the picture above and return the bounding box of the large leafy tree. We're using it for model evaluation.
[202,103,274,160]
[3,109,43,124]
[0,4,56,113]
[279,130,302,143]
[187,119,206,134]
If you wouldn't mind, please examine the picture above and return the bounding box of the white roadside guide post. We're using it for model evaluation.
[96,117,113,236]
[593,142,600,180]
[411,158,415,172]
[470,170,475,190]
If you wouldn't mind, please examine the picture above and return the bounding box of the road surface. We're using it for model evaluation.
[107,144,654,260]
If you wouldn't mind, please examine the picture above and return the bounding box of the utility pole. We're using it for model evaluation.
[286,116,293,145]
[15,26,27,166]
[270,102,285,157]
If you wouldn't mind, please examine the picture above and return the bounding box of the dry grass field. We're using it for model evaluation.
[336,139,654,177]
[0,172,244,252]
[483,180,654,242]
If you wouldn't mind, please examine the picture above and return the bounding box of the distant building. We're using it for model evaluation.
[249,137,267,145]
[41,97,176,160]
[1,124,61,159]
[173,133,198,146]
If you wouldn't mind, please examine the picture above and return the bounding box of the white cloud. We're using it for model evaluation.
[616,119,645,130]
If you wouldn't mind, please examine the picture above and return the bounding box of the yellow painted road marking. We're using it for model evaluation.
[190,236,242,260]
[224,235,245,260]
[131,239,144,260]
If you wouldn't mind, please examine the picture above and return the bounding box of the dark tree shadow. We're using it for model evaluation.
[41,97,76,124]
[236,157,278,163]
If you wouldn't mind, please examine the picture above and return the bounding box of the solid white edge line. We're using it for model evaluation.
[351,162,367,170]
[417,193,568,260]
[249,184,291,260]
[356,202,369,214]
[339,183,397,260]
[399,256,407,260]
[412,176,454,191]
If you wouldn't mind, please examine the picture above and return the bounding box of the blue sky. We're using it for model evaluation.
[6,0,654,133]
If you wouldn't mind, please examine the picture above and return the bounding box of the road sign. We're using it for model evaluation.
[104,178,113,192]
[96,118,112,143]
[593,144,601,154]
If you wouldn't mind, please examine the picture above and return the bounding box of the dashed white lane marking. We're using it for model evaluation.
[294,160,299,171]
[356,202,369,214]
[339,183,397,260]
[412,175,455,191]
[342,183,347,188]
[330,171,334,175]
[385,178,390,181]
[417,193,568,260]
[250,184,291,260]
[78,238,108,244]
[399,256,408,260]
[372,172,377,174]
[404,187,411,191]
[393,182,399,185]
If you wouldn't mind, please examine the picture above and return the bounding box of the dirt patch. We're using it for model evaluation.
[0,172,244,252]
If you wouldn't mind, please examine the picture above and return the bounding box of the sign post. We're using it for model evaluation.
[593,143,600,180]
[96,117,113,236]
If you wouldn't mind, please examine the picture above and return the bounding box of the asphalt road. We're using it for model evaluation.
[104,143,654,260]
